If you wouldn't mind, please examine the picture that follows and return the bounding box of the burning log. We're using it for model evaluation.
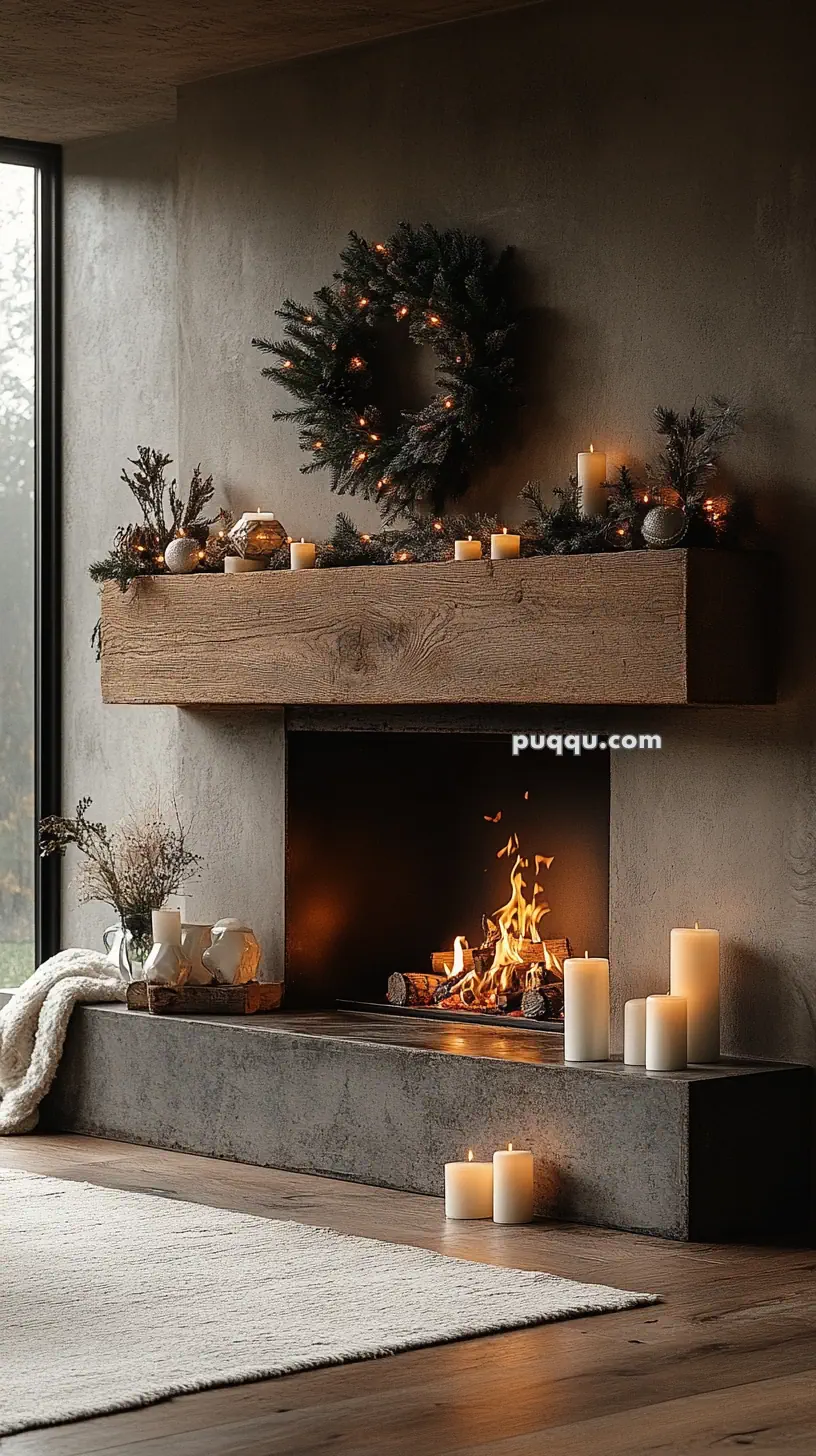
[387,972,446,1007]
[431,937,570,1007]
[521,983,564,1021]
[431,938,569,977]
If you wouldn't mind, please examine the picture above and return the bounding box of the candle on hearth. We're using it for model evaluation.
[645,994,688,1071]
[563,952,610,1062]
[492,1144,534,1224]
[670,925,720,1063]
[490,527,520,560]
[444,1149,493,1219]
[151,908,181,946]
[455,535,482,561]
[290,538,316,570]
[623,998,647,1066]
[577,444,607,516]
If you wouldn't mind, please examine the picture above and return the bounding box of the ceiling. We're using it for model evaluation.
[0,0,528,144]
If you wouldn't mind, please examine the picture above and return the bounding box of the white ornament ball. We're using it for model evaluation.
[642,505,687,549]
[165,536,202,574]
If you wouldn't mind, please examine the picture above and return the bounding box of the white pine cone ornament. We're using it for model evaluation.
[641,504,687,549]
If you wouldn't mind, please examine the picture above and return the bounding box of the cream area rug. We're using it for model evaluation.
[0,1170,657,1436]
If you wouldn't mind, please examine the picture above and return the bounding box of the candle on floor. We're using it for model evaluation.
[490,527,520,560]
[577,444,607,517]
[623,998,647,1066]
[563,952,610,1062]
[290,538,316,570]
[455,535,483,561]
[645,994,688,1071]
[493,1144,534,1224]
[670,924,720,1063]
[444,1149,493,1219]
[151,908,181,946]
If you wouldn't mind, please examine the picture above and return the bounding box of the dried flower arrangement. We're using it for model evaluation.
[39,797,201,958]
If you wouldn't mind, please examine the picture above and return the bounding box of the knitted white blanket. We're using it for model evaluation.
[0,950,126,1136]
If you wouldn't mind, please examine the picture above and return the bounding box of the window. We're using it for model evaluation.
[0,140,60,986]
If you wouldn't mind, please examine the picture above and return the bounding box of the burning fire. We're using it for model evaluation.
[438,836,564,1012]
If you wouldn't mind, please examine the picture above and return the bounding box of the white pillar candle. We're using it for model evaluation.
[645,994,688,1071]
[563,953,610,1062]
[577,444,607,516]
[490,528,520,560]
[444,1150,493,1219]
[290,538,316,570]
[151,908,181,946]
[225,556,265,572]
[492,1145,534,1224]
[455,536,483,561]
[670,924,720,1063]
[623,998,647,1065]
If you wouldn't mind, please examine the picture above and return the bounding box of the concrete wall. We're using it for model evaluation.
[63,0,816,1053]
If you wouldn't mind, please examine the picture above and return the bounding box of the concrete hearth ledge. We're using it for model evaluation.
[2,996,808,1240]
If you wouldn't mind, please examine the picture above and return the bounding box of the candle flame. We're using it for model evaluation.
[502,526,508,535]
[467,1149,474,1162]
[508,1143,513,1151]
[695,920,700,930]
[468,535,473,541]
[589,443,594,453]
[585,949,589,958]
[300,537,305,544]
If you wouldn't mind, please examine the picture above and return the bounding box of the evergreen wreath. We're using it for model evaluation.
[252,223,517,521]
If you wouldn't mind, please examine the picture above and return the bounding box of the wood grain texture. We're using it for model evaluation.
[126,980,283,1014]
[100,550,775,708]
[1,1134,814,1455]
[0,0,529,142]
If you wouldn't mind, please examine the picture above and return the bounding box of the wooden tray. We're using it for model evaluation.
[126,980,284,1015]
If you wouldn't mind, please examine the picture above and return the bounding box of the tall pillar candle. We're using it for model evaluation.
[645,994,688,1071]
[670,925,720,1062]
[623,998,647,1065]
[563,954,610,1062]
[492,1145,534,1224]
[444,1150,493,1219]
[577,445,607,516]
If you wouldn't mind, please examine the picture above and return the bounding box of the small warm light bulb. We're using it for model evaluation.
[361,533,371,543]
[467,1149,474,1162]
[198,550,205,560]
[349,356,365,370]
[444,396,454,409]
[428,313,441,327]
[282,359,294,369]
[358,417,367,426]
[397,305,409,319]
[433,520,443,531]
[358,296,369,308]
[304,313,313,323]
[374,242,388,254]
[314,440,323,450]
[369,433,380,441]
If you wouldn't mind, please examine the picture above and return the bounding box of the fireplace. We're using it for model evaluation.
[285,731,609,1028]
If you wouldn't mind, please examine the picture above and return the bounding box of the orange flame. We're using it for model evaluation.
[442,842,563,1009]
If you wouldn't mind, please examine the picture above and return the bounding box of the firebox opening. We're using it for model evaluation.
[285,731,610,1028]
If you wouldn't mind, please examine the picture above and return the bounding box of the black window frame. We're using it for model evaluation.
[0,136,62,965]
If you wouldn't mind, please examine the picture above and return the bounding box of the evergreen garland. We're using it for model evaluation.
[253,223,517,522]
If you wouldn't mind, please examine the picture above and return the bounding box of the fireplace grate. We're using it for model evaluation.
[337,999,564,1034]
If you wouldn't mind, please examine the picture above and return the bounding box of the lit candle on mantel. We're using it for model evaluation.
[577,444,607,517]
[444,1149,493,1219]
[563,951,610,1062]
[455,535,482,561]
[290,537,316,570]
[670,923,720,1062]
[493,1144,534,1224]
[490,527,520,560]
[645,994,688,1071]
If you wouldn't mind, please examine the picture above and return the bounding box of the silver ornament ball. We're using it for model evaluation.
[164,536,203,574]
[642,505,687,549]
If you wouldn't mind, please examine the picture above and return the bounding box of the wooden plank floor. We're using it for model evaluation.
[1,1135,814,1455]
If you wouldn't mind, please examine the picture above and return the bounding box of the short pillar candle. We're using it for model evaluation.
[490,528,520,560]
[444,1151,493,1219]
[623,998,647,1066]
[645,994,688,1071]
[290,538,316,570]
[151,908,181,946]
[455,536,482,561]
[670,925,720,1062]
[563,954,610,1062]
[492,1145,534,1224]
[225,556,265,572]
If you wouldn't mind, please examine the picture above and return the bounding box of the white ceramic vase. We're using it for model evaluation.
[202,919,261,985]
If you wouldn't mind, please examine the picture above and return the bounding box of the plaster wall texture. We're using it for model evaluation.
[63,0,816,1050]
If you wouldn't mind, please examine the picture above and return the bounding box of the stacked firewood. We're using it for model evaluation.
[386,937,569,1021]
